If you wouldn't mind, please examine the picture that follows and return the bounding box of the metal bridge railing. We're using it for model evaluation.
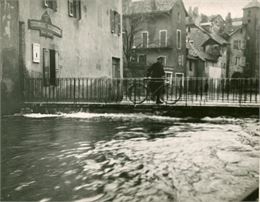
[23,77,259,105]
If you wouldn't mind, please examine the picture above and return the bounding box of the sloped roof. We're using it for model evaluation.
[123,0,187,15]
[209,14,225,22]
[243,0,260,9]
[187,42,217,62]
[208,33,228,45]
[189,26,210,49]
[229,25,245,36]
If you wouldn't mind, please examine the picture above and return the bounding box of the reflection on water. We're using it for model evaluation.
[1,113,259,202]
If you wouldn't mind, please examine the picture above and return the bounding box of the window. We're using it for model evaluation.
[43,0,57,11]
[233,40,242,49]
[248,10,251,18]
[112,57,120,78]
[132,34,136,48]
[241,40,246,49]
[175,73,184,86]
[178,54,184,66]
[165,71,173,83]
[130,54,138,63]
[157,56,166,66]
[110,10,121,36]
[177,12,181,23]
[177,29,181,49]
[43,48,58,86]
[241,57,246,66]
[159,30,167,47]
[68,0,81,19]
[142,31,149,48]
[235,57,240,65]
[138,55,147,65]
[189,61,193,71]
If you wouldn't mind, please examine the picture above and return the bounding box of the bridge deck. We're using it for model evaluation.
[24,100,260,108]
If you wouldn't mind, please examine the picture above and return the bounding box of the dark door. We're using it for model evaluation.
[49,49,56,85]
[112,57,120,78]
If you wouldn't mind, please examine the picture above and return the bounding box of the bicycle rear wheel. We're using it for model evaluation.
[128,83,147,104]
[164,85,182,104]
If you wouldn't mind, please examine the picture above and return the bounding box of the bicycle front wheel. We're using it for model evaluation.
[128,83,147,104]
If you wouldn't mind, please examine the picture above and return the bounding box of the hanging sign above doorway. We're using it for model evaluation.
[28,11,62,39]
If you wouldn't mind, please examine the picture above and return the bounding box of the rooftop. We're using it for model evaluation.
[187,41,217,62]
[243,0,260,9]
[123,0,187,15]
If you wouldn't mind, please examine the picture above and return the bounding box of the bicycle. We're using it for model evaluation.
[127,78,182,104]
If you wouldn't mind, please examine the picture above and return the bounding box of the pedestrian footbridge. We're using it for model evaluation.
[24,77,259,106]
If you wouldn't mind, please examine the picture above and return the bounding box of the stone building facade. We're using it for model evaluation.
[1,0,123,114]
[186,23,228,78]
[227,26,246,78]
[123,0,188,81]
[242,0,260,78]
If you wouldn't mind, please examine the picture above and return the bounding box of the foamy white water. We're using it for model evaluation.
[23,112,258,124]
[3,113,259,201]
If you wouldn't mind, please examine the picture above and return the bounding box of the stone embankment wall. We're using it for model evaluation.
[1,0,22,115]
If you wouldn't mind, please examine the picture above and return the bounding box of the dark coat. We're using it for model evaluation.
[147,62,165,78]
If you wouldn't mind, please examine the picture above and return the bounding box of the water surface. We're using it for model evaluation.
[2,113,259,202]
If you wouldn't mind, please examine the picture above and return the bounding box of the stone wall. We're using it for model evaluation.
[19,0,123,79]
[1,0,22,115]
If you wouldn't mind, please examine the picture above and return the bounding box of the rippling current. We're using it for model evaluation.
[1,113,259,202]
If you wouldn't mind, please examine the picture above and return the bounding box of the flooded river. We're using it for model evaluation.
[1,113,259,202]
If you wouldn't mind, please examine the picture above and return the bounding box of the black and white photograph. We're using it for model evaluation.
[1,0,259,201]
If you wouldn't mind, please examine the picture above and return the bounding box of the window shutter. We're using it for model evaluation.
[241,57,246,66]
[75,0,81,20]
[110,10,115,33]
[43,48,50,86]
[232,57,236,65]
[117,13,121,36]
[68,0,73,17]
[114,12,118,34]
[53,0,57,11]
[142,32,148,48]
[177,30,181,49]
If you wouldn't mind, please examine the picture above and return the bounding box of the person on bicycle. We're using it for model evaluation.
[146,57,165,104]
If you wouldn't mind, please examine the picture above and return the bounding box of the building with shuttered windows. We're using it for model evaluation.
[1,0,123,114]
[123,0,188,80]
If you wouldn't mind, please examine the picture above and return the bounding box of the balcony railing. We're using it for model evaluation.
[24,77,259,105]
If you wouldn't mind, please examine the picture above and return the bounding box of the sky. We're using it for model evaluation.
[182,0,251,18]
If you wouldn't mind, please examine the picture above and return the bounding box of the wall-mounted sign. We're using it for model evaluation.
[28,11,62,39]
[32,43,40,63]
